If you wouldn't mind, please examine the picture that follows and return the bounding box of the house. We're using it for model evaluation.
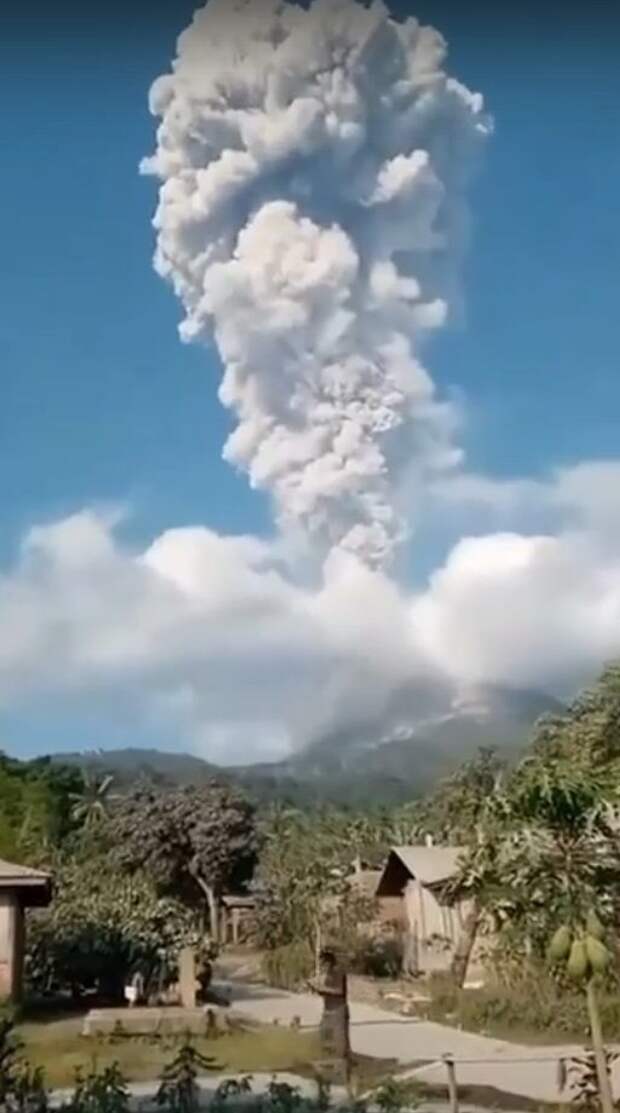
[0,858,52,1002]
[375,845,468,957]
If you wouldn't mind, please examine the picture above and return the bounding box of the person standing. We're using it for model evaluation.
[310,949,351,1063]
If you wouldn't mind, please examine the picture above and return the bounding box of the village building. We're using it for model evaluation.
[375,845,468,969]
[0,858,51,1002]
[220,894,255,945]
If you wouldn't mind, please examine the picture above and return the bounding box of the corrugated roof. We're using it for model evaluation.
[390,845,465,885]
[0,858,51,885]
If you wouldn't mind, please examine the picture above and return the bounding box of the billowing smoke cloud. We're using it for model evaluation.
[143,0,489,566]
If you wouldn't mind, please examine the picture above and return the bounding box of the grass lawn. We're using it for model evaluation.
[18,1016,323,1090]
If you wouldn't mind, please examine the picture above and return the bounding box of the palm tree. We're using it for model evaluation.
[70,770,115,830]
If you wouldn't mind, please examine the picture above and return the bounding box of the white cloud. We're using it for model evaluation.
[2,460,620,762]
[411,460,620,694]
[0,510,440,762]
[412,533,618,690]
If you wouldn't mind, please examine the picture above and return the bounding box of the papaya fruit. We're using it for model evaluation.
[567,938,589,981]
[548,925,572,962]
[586,910,605,941]
[585,934,609,974]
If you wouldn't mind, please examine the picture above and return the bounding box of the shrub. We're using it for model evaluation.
[373,1078,419,1113]
[26,860,197,1001]
[349,936,403,979]
[63,1063,130,1113]
[155,1036,219,1113]
[261,940,314,990]
[425,964,620,1039]
[0,1015,50,1113]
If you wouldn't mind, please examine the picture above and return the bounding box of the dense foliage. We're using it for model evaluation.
[110,782,258,937]
[26,858,198,1000]
[442,665,620,986]
[0,753,82,863]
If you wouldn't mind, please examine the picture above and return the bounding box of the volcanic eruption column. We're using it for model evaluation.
[143,0,489,568]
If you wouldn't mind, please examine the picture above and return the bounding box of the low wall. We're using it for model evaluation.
[82,1005,248,1038]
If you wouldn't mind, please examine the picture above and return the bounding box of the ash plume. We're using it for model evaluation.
[143,0,489,567]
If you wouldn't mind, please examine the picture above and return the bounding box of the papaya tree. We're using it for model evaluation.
[548,912,614,1113]
[445,723,620,985]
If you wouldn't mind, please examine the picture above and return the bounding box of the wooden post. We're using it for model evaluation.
[443,1054,459,1113]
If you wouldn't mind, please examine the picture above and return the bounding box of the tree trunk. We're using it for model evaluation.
[314,917,322,978]
[191,869,221,942]
[586,977,615,1113]
[451,901,480,988]
[205,885,220,942]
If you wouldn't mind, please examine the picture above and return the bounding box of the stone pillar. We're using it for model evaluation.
[178,946,197,1009]
[0,892,24,1003]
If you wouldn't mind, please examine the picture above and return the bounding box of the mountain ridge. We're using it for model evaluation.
[48,684,563,806]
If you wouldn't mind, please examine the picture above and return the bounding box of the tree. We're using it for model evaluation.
[446,680,620,986]
[111,782,257,939]
[397,747,504,846]
[254,807,378,978]
[529,663,620,771]
[70,770,115,831]
[547,911,615,1113]
[26,858,197,1001]
[0,754,83,864]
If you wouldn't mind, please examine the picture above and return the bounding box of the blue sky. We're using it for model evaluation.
[3,0,618,558]
[1,0,619,760]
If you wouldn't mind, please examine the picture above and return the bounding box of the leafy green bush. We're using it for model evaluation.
[349,936,403,979]
[26,859,197,1001]
[373,1078,419,1113]
[261,940,315,989]
[63,1063,130,1113]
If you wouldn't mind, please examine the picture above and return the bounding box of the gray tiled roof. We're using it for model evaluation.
[0,858,51,886]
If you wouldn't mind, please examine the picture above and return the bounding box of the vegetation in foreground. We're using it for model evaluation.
[4,665,620,1109]
[16,1014,320,1089]
[419,968,620,1044]
[1,1017,408,1113]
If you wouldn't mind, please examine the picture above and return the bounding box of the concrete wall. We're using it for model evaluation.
[0,892,24,1002]
[378,886,467,942]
